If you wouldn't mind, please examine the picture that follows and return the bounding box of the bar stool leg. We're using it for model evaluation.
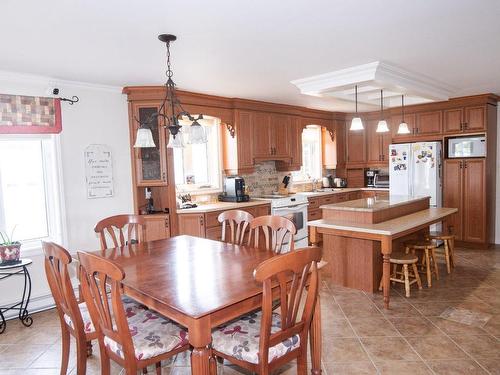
[424,248,432,287]
[412,263,423,290]
[444,240,451,274]
[431,248,439,280]
[403,264,410,298]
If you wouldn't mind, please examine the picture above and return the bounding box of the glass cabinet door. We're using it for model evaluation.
[133,103,168,186]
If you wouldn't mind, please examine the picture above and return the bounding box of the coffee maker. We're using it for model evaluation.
[366,170,379,187]
[218,176,250,202]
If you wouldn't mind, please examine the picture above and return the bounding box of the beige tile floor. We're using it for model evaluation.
[0,246,499,374]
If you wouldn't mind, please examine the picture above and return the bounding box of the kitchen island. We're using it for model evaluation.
[308,195,458,308]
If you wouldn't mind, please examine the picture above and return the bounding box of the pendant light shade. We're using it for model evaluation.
[134,128,156,148]
[376,89,389,133]
[349,85,364,131]
[397,95,411,134]
[167,133,185,148]
[188,120,208,144]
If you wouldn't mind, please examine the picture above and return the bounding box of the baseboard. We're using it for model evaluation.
[2,292,56,321]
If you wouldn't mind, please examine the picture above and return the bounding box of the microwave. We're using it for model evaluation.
[448,136,486,158]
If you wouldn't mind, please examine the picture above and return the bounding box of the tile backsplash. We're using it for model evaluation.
[237,161,290,196]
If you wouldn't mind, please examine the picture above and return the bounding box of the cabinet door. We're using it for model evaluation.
[322,125,336,169]
[463,159,486,243]
[443,108,464,134]
[235,110,255,170]
[255,204,271,217]
[144,215,171,241]
[464,106,486,132]
[271,114,290,157]
[415,111,442,136]
[178,213,206,237]
[133,104,168,186]
[366,121,382,164]
[346,128,365,165]
[335,121,346,167]
[380,130,391,162]
[346,168,364,188]
[443,159,463,240]
[288,117,303,169]
[252,112,272,158]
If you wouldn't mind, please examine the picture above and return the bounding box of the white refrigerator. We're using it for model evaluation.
[389,142,442,207]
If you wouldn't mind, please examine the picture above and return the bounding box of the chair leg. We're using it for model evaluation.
[86,340,93,357]
[412,263,423,290]
[143,367,148,374]
[98,341,111,375]
[431,248,439,280]
[403,264,410,297]
[76,337,88,375]
[425,249,432,287]
[444,240,451,274]
[449,238,455,268]
[156,361,162,375]
[297,346,308,375]
[60,325,70,375]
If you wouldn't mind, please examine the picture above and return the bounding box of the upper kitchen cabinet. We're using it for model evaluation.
[222,109,255,174]
[415,110,442,136]
[129,102,168,187]
[366,120,391,166]
[391,113,416,140]
[322,125,336,169]
[334,120,346,169]
[444,105,487,134]
[345,124,366,167]
[277,116,303,171]
[252,112,290,161]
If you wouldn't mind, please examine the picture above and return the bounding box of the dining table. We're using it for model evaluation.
[83,235,323,375]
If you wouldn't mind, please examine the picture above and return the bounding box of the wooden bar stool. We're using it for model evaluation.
[426,231,455,274]
[404,240,439,287]
[379,253,422,297]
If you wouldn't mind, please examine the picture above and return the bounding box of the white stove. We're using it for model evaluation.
[253,194,309,250]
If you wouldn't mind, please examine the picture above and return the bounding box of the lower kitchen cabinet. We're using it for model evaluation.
[144,214,171,241]
[178,204,271,240]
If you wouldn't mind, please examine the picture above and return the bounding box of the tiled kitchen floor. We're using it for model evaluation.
[0,246,499,374]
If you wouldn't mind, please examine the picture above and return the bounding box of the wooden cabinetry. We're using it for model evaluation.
[223,110,255,174]
[444,105,487,134]
[178,204,271,239]
[252,112,290,161]
[346,169,365,188]
[391,113,416,140]
[415,110,442,136]
[277,116,303,171]
[443,159,486,244]
[322,126,336,169]
[366,120,391,165]
[335,121,346,169]
[144,214,171,241]
[346,127,366,166]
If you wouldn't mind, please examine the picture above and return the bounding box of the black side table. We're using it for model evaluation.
[0,258,33,333]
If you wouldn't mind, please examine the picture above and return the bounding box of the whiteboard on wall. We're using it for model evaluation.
[84,144,114,199]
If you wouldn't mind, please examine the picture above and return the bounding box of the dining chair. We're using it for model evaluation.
[218,209,254,245]
[77,251,190,375]
[94,214,146,250]
[249,215,297,253]
[211,246,322,374]
[42,241,99,375]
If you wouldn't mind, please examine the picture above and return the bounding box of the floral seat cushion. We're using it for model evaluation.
[63,296,141,335]
[103,301,188,361]
[211,310,300,364]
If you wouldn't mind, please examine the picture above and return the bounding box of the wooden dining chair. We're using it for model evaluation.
[218,209,254,245]
[77,251,190,375]
[249,215,297,253]
[211,247,322,374]
[94,214,146,249]
[42,241,99,375]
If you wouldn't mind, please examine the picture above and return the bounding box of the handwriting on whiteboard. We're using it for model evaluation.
[85,144,114,199]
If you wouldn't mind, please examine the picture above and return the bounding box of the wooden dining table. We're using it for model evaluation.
[83,235,323,374]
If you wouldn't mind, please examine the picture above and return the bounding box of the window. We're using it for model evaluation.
[292,125,322,182]
[174,116,222,194]
[0,135,64,249]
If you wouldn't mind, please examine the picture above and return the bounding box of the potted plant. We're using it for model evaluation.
[0,227,21,266]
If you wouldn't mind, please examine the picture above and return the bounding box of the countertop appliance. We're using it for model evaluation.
[365,170,378,187]
[389,142,442,222]
[218,176,250,202]
[448,136,486,158]
[333,177,347,188]
[322,175,333,188]
[374,173,389,188]
[253,194,309,251]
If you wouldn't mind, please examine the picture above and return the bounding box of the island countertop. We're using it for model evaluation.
[320,195,430,213]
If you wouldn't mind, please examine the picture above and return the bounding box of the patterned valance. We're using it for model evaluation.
[0,94,62,134]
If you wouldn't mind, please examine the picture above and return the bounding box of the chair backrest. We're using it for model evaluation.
[218,209,254,245]
[249,215,297,253]
[254,247,321,366]
[42,241,85,334]
[77,251,135,359]
[94,214,146,250]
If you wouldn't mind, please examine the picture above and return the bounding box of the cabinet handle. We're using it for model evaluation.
[199,217,204,226]
[460,123,463,131]
[464,122,468,130]
[162,172,166,181]
[165,219,169,228]
[464,161,467,168]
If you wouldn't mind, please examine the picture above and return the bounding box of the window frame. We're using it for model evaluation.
[291,125,323,183]
[0,134,66,254]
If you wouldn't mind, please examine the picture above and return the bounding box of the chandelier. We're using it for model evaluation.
[134,34,207,148]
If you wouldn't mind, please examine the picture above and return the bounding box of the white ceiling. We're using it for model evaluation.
[1,0,499,111]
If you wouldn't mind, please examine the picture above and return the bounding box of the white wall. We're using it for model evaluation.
[0,71,133,316]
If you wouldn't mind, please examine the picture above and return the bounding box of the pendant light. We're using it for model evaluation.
[376,89,389,133]
[397,95,411,134]
[134,127,156,148]
[350,85,364,131]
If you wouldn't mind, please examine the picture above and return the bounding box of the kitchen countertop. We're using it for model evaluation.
[308,207,457,236]
[320,195,429,212]
[296,187,389,197]
[176,199,271,214]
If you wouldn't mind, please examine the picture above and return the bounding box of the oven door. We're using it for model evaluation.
[272,203,309,246]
